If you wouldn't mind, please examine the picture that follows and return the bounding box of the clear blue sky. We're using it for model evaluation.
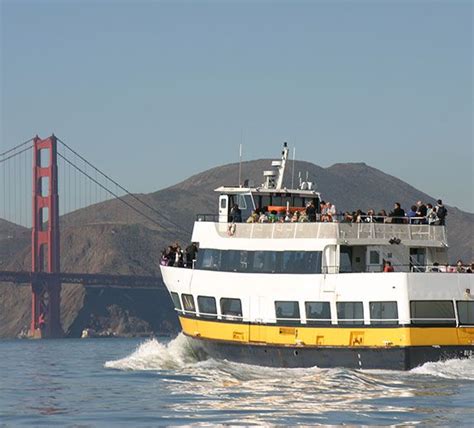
[1,0,473,212]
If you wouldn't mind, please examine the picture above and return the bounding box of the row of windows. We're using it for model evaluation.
[195,249,322,274]
[171,293,243,320]
[171,293,474,326]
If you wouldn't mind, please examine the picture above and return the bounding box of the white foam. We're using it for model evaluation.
[411,357,474,380]
[104,333,198,371]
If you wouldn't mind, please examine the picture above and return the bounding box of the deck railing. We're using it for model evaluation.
[196,220,447,242]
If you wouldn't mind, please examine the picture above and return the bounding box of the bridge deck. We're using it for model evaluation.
[0,271,164,289]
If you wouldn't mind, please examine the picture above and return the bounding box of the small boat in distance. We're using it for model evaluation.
[160,143,474,370]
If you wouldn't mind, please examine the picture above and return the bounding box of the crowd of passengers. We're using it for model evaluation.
[231,199,448,226]
[161,242,198,268]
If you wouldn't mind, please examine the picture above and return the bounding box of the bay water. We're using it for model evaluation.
[1,335,473,426]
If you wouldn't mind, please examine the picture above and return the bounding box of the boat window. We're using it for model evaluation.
[272,195,283,206]
[170,292,182,311]
[305,302,331,325]
[181,294,196,314]
[197,296,217,319]
[220,298,243,320]
[410,301,456,325]
[275,301,300,323]
[456,301,474,325]
[369,301,398,325]
[260,195,271,209]
[196,249,222,270]
[196,249,322,274]
[339,246,352,273]
[336,302,364,325]
[293,196,303,207]
[369,250,380,265]
[236,194,247,210]
[220,197,227,209]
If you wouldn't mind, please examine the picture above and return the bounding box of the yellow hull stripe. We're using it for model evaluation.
[179,316,474,347]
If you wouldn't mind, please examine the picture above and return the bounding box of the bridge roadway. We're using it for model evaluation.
[0,271,164,289]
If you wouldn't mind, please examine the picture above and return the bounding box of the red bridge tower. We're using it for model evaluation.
[30,135,62,338]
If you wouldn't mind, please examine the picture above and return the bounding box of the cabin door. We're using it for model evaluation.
[366,247,382,272]
[218,195,229,223]
[410,248,426,272]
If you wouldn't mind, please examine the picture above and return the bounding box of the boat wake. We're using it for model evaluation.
[410,356,474,380]
[105,334,474,381]
[104,334,198,371]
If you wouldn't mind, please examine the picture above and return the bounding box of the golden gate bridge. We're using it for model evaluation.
[0,135,189,338]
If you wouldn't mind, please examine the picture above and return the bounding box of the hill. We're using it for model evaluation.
[0,159,472,338]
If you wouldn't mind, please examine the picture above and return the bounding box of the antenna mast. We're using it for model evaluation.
[238,143,243,187]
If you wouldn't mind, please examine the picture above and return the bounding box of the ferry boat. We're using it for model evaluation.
[160,143,474,370]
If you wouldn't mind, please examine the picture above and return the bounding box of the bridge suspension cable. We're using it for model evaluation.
[56,138,191,236]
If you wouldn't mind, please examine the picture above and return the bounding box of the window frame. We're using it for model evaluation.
[456,301,474,326]
[275,301,301,324]
[220,298,243,321]
[369,301,399,325]
[336,301,365,325]
[410,300,456,326]
[170,292,182,312]
[181,293,196,314]
[305,301,332,325]
[197,295,218,320]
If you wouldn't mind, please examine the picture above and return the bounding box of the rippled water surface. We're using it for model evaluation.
[1,335,473,426]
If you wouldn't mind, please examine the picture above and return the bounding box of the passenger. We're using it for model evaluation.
[185,242,199,268]
[416,201,427,224]
[430,262,441,272]
[258,212,268,223]
[268,210,278,223]
[160,248,170,266]
[466,263,474,273]
[342,212,353,223]
[426,203,438,225]
[291,211,300,222]
[230,204,242,223]
[383,260,394,272]
[366,208,376,223]
[355,209,365,223]
[284,209,292,222]
[175,245,184,267]
[306,201,317,222]
[435,199,448,225]
[456,260,464,273]
[326,202,336,222]
[246,210,258,223]
[377,209,388,223]
[166,245,176,267]
[389,202,405,224]
[298,211,309,222]
[407,205,418,224]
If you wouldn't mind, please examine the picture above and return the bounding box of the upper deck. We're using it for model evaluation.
[193,220,447,247]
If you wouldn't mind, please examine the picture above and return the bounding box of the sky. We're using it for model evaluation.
[1,0,473,212]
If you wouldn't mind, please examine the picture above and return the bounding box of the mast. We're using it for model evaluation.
[275,142,289,189]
